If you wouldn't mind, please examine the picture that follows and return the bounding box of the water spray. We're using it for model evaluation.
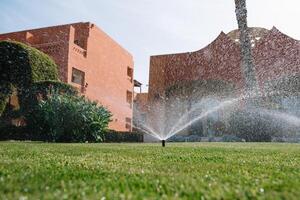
[162,140,166,147]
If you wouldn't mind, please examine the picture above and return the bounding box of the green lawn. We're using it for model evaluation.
[0,142,300,199]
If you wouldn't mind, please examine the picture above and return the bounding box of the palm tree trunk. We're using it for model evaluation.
[234,0,259,94]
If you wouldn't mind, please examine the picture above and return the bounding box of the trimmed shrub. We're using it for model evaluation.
[0,41,59,116]
[104,130,143,142]
[26,92,112,142]
[0,82,13,117]
[0,41,59,85]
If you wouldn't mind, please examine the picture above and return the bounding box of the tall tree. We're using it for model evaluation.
[234,0,258,93]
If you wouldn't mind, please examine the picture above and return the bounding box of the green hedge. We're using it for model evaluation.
[0,82,13,116]
[0,41,59,86]
[104,130,143,142]
[0,41,59,116]
[0,124,28,141]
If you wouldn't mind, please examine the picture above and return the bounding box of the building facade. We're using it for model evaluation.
[145,27,300,135]
[149,27,300,102]
[0,22,134,131]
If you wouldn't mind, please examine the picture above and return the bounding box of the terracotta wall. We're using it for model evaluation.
[149,27,300,102]
[253,27,300,88]
[75,23,134,131]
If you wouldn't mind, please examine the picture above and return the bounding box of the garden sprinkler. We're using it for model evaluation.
[162,140,166,147]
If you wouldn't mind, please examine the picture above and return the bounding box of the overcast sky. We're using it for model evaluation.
[1,0,300,92]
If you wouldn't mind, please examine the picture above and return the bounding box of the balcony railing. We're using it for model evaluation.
[72,44,87,57]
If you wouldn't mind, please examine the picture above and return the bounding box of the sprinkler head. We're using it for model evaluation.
[162,140,165,147]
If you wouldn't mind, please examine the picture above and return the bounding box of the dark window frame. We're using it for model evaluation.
[71,67,85,86]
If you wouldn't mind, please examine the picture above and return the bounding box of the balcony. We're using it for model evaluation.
[72,43,87,57]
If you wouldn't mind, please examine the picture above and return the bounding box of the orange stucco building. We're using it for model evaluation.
[0,22,134,131]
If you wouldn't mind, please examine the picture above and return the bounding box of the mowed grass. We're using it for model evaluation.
[0,142,300,199]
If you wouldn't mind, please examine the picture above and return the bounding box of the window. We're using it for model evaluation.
[127,67,133,82]
[74,39,86,50]
[126,117,132,123]
[74,39,84,48]
[125,123,131,130]
[126,90,133,108]
[71,68,85,85]
[125,118,132,130]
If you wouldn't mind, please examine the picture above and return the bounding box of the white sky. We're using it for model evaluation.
[1,0,300,92]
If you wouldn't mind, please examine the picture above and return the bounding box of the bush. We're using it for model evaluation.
[29,81,78,96]
[21,80,78,115]
[104,130,143,143]
[0,41,59,116]
[26,92,112,142]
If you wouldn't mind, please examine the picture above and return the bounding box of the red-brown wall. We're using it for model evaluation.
[149,27,300,102]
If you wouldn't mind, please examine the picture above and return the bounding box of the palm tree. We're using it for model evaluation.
[234,0,258,93]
